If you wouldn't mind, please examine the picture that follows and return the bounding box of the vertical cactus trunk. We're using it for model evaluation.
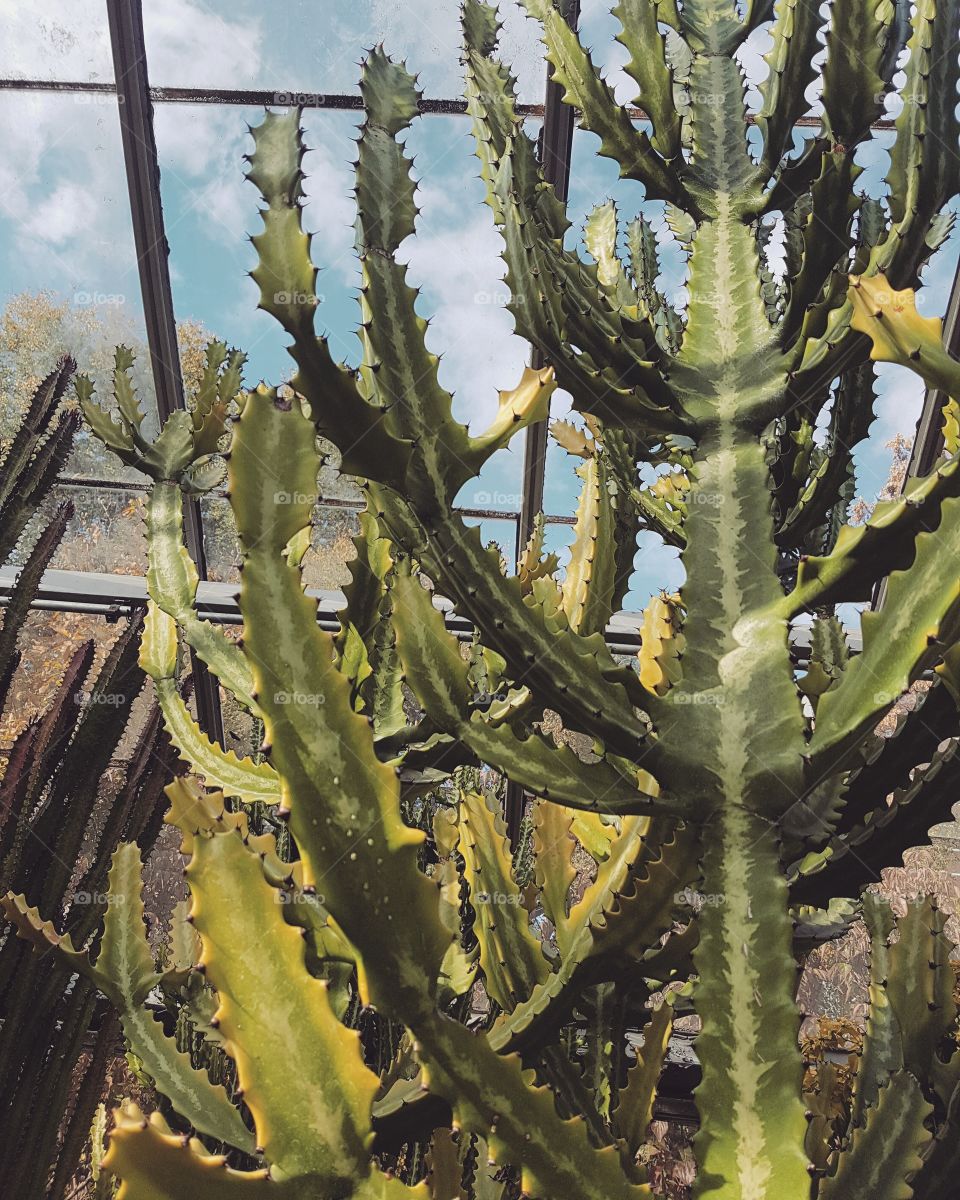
[641,17,810,1192]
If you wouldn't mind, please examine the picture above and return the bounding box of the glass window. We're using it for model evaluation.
[0,2,112,83]
[141,1,546,104]
[0,89,158,485]
[154,102,362,389]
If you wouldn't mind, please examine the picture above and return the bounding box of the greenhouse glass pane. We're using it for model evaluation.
[202,496,360,591]
[154,102,362,388]
[159,105,529,512]
[47,484,148,574]
[0,2,112,83]
[141,0,546,104]
[0,90,159,485]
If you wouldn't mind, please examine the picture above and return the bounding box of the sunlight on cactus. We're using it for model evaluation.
[6,0,960,1196]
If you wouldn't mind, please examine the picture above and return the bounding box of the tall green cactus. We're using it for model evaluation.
[9,0,960,1196]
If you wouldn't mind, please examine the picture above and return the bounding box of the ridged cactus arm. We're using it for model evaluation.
[777,151,861,346]
[788,738,960,906]
[102,1103,429,1200]
[336,508,392,699]
[0,358,78,577]
[583,201,635,307]
[79,342,243,485]
[781,453,960,612]
[691,813,809,1196]
[186,828,383,1187]
[190,341,246,457]
[75,371,137,466]
[0,503,72,679]
[815,896,954,1199]
[490,821,699,1058]
[818,1073,933,1200]
[462,10,685,433]
[353,51,483,500]
[146,480,257,710]
[138,601,282,803]
[388,563,682,816]
[2,847,254,1153]
[848,275,960,398]
[611,0,681,159]
[850,895,904,1127]
[754,0,823,176]
[531,800,577,946]
[560,451,618,638]
[818,0,906,152]
[871,0,960,288]
[228,385,448,1010]
[776,363,875,549]
[109,345,151,452]
[455,790,549,1012]
[805,502,960,777]
[101,1107,273,1200]
[245,109,411,487]
[493,144,681,432]
[0,355,75,516]
[462,0,526,225]
[832,679,958,832]
[229,393,646,1200]
[521,0,688,205]
[611,997,674,1157]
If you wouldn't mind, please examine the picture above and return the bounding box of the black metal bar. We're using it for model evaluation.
[507,0,581,846]
[105,0,225,746]
[0,565,857,660]
[56,475,575,525]
[0,77,898,131]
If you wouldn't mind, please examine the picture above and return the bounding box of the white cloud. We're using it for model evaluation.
[142,0,262,88]
[0,0,112,81]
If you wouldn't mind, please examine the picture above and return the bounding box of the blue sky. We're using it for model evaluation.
[0,0,956,609]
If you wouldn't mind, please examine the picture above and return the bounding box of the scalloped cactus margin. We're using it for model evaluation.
[10,1,960,1197]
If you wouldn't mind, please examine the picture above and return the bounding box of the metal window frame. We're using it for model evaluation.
[0,5,950,774]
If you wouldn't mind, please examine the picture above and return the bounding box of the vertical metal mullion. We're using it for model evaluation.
[506,0,581,846]
[106,0,225,746]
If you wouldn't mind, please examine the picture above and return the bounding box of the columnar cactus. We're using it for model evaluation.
[8,0,960,1196]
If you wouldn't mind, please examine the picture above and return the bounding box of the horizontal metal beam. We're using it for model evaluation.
[0,565,860,661]
[0,76,897,131]
[55,476,577,527]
